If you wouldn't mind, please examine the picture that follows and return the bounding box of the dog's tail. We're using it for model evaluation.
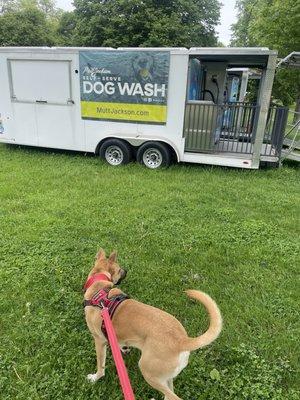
[180,290,222,351]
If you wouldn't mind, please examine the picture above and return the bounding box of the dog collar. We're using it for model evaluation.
[83,273,111,291]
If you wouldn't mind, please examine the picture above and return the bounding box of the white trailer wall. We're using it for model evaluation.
[0,49,85,150]
[83,48,189,158]
[0,48,189,159]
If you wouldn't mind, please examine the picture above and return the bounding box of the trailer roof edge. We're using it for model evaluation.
[188,47,276,55]
[0,46,277,56]
[0,46,115,53]
[0,46,188,54]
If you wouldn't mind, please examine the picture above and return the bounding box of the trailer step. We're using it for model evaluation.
[283,138,300,150]
[281,149,300,162]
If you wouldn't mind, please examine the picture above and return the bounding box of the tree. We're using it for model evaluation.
[18,0,58,16]
[37,0,56,15]
[248,1,299,57]
[0,0,65,46]
[231,0,258,47]
[72,0,221,48]
[57,11,77,46]
[0,0,18,14]
[0,5,56,46]
[231,0,300,109]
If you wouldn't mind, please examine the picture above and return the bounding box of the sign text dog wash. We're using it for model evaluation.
[79,50,170,124]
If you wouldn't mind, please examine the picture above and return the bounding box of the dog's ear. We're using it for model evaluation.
[108,251,117,264]
[96,248,106,260]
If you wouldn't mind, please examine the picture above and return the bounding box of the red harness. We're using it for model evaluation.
[83,273,129,339]
[83,273,111,291]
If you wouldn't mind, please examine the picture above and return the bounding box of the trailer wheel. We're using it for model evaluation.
[99,139,132,166]
[137,141,171,169]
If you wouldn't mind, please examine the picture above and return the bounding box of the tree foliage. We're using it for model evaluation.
[0,0,66,46]
[0,6,56,46]
[231,0,300,107]
[57,11,77,46]
[0,0,222,49]
[0,0,18,14]
[231,0,256,47]
[72,0,221,48]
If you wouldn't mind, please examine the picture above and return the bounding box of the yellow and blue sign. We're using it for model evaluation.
[79,50,170,124]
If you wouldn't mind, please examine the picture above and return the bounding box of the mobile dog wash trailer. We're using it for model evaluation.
[0,46,288,169]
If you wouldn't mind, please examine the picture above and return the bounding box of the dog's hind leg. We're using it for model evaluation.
[142,374,181,400]
[87,335,107,383]
[139,357,182,400]
[167,379,174,391]
[162,380,175,400]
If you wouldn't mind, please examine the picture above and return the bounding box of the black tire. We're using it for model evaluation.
[136,141,171,169]
[99,139,132,166]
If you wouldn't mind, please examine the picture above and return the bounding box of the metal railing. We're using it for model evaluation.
[183,102,289,159]
[281,109,300,161]
[183,102,257,154]
[262,106,289,157]
[183,102,219,152]
[220,102,258,154]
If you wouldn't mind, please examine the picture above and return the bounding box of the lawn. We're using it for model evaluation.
[0,144,299,400]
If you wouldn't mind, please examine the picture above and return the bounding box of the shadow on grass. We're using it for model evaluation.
[4,143,95,158]
[2,143,257,174]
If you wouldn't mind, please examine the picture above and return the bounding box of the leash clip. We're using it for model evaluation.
[90,297,104,308]
[90,289,109,309]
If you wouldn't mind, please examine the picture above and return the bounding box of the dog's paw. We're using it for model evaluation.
[87,373,99,383]
[87,373,104,383]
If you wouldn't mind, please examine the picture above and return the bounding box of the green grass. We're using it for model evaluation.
[0,144,299,400]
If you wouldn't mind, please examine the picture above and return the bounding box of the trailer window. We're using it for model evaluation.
[9,60,71,104]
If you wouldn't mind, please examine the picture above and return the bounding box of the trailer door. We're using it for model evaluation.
[10,59,79,150]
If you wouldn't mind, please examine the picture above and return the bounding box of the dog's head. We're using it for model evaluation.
[132,54,154,82]
[91,249,127,285]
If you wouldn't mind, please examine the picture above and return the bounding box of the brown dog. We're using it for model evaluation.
[84,249,222,400]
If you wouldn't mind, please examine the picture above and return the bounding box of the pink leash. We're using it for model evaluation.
[101,307,135,400]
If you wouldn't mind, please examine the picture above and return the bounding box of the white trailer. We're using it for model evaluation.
[0,46,288,169]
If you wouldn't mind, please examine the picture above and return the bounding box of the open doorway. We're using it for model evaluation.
[183,49,285,160]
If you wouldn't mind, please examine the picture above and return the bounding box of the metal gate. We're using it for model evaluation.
[183,102,288,158]
[262,106,289,157]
